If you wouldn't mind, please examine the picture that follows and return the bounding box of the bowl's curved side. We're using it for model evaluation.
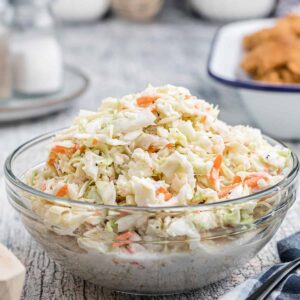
[7,170,297,294]
[4,127,299,294]
[18,205,288,294]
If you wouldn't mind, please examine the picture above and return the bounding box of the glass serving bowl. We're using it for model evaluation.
[4,130,299,295]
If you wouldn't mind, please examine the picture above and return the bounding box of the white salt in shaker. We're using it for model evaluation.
[13,36,63,95]
[11,0,63,96]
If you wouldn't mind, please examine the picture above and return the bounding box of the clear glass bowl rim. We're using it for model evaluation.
[4,128,299,211]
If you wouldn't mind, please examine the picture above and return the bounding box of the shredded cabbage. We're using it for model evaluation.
[26,85,292,253]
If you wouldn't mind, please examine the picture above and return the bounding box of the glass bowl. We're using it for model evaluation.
[4,130,299,295]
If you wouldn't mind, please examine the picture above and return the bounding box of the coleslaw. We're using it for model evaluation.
[26,84,292,254]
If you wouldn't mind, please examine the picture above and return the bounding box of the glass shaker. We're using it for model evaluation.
[0,0,12,101]
[10,0,63,96]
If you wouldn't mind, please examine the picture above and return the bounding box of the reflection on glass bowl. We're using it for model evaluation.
[4,131,299,295]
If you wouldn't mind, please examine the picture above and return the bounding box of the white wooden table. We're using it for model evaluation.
[1,2,299,299]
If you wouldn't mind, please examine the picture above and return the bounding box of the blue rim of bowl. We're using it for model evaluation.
[4,129,299,211]
[207,20,300,93]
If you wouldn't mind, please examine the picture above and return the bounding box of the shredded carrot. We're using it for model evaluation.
[219,167,224,176]
[184,95,192,100]
[74,144,85,153]
[233,175,242,184]
[218,175,243,198]
[209,154,223,188]
[244,172,269,180]
[166,143,175,149]
[115,231,134,241]
[213,154,223,169]
[47,153,57,166]
[201,115,207,123]
[136,95,159,107]
[51,145,74,154]
[92,138,98,145]
[112,231,134,247]
[47,145,70,165]
[55,184,68,197]
[156,187,172,201]
[47,145,80,166]
[147,145,158,153]
[244,173,269,189]
[220,173,269,193]
[244,177,261,188]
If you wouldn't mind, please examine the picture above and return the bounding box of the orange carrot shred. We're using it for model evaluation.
[209,154,223,188]
[56,184,68,197]
[166,143,175,149]
[47,152,57,166]
[213,154,223,169]
[147,145,158,153]
[156,187,172,201]
[244,173,269,189]
[47,145,80,166]
[219,175,243,198]
[115,231,134,241]
[233,175,242,184]
[112,231,134,247]
[136,95,159,107]
[79,145,85,153]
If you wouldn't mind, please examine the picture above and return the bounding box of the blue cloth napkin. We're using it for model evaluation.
[221,232,300,300]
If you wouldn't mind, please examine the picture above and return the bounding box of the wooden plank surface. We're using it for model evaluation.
[0,2,299,299]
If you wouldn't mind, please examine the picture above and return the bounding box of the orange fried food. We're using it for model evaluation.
[288,47,300,76]
[277,14,300,36]
[243,26,294,51]
[241,14,300,84]
[241,41,287,76]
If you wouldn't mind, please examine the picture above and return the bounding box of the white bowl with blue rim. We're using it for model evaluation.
[207,18,300,140]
